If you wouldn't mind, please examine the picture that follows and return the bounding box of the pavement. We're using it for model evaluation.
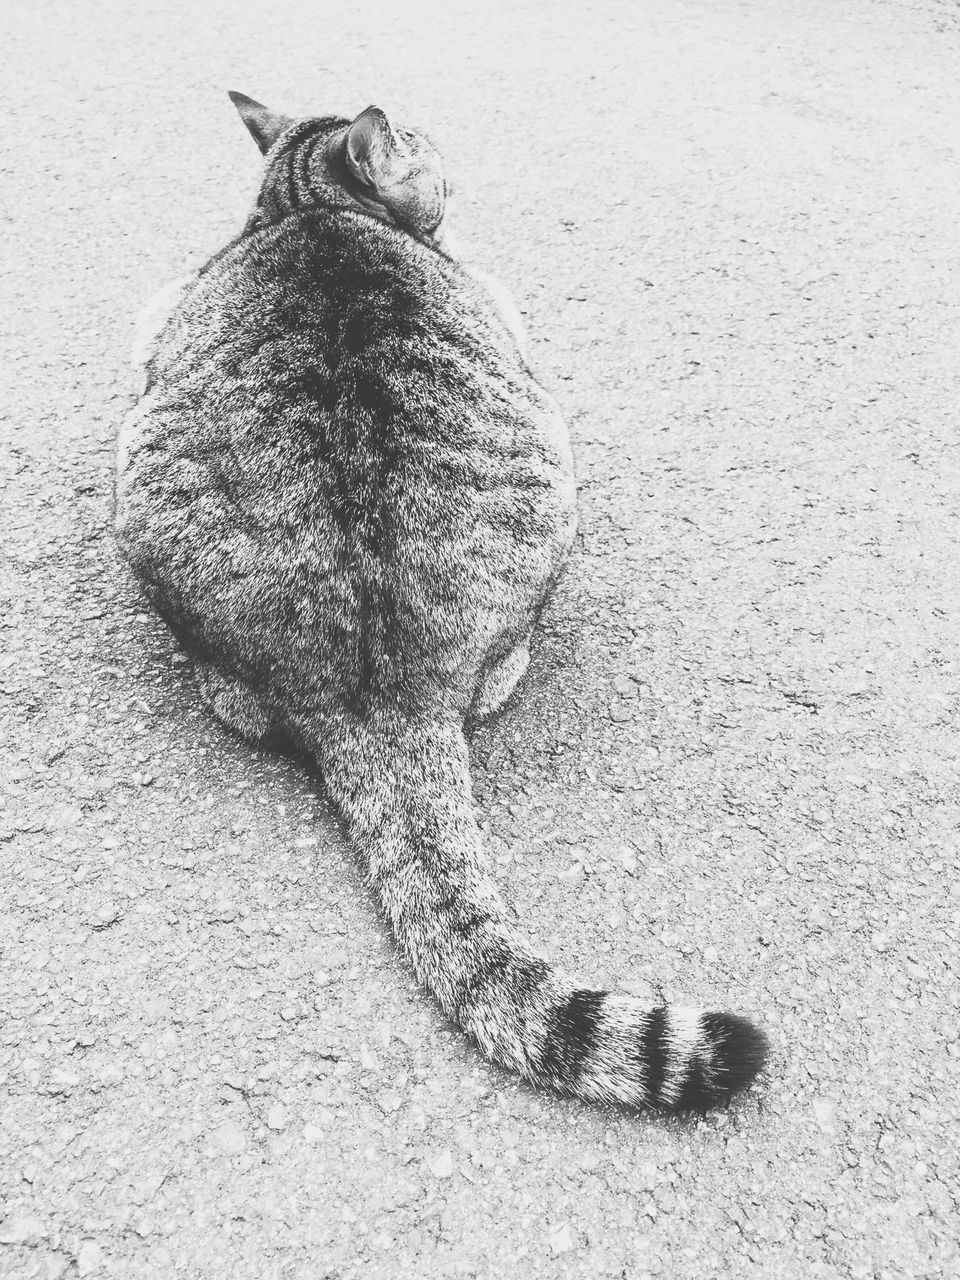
[2,0,959,1276]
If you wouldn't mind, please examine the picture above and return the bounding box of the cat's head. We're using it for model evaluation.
[229,91,455,254]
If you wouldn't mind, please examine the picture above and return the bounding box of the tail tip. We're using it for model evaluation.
[676,1011,769,1112]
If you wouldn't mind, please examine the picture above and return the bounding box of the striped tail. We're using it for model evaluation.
[316,713,768,1109]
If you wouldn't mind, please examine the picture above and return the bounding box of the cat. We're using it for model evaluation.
[115,91,768,1109]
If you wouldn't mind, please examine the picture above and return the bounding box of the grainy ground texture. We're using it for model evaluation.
[3,0,959,1276]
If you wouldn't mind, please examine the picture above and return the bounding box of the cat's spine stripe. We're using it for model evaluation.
[259,119,328,224]
[295,130,324,208]
[279,144,298,216]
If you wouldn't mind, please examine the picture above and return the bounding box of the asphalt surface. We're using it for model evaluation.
[3,0,960,1276]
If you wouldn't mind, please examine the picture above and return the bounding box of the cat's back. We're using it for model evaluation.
[146,207,522,410]
[124,206,572,536]
[117,205,575,707]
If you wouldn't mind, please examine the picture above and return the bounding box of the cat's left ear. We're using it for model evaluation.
[228,90,293,154]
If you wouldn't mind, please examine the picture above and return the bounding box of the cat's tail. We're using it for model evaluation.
[316,713,768,1110]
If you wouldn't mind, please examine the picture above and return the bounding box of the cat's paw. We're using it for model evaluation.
[473,642,531,720]
[194,662,277,744]
[130,275,195,382]
[465,266,529,363]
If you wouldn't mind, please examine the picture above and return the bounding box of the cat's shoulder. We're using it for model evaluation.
[180,207,495,345]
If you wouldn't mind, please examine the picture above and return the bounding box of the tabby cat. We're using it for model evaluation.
[114,92,768,1109]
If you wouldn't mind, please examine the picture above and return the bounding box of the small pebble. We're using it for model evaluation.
[813,1096,837,1134]
[549,1222,575,1254]
[91,904,121,929]
[428,1149,454,1179]
[49,1070,80,1092]
[0,1215,47,1245]
[208,903,237,923]
[42,1253,69,1280]
[618,849,638,874]
[77,1240,104,1277]
[213,1119,247,1156]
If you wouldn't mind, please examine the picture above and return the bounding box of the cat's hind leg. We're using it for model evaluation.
[193,662,278,745]
[473,640,531,721]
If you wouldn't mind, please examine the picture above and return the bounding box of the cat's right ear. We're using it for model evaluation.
[228,91,293,154]
[344,107,404,189]
[344,106,444,233]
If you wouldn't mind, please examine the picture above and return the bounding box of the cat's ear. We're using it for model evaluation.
[228,90,293,154]
[345,107,404,188]
[345,106,444,232]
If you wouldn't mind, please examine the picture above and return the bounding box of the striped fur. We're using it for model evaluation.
[115,94,768,1111]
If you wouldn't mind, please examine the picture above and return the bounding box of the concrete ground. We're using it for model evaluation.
[3,0,959,1276]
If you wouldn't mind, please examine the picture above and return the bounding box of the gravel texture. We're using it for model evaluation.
[3,0,960,1276]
